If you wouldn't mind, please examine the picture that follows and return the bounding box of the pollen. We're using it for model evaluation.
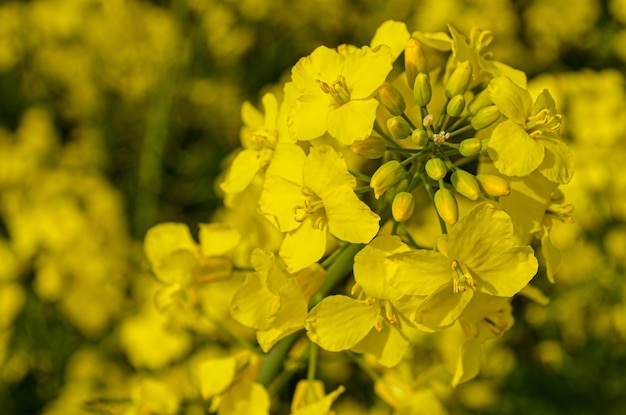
[452,260,477,294]
[317,75,350,106]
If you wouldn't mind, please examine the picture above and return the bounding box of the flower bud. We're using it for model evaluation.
[351,136,386,159]
[370,160,406,199]
[470,105,500,130]
[446,94,466,117]
[387,116,412,140]
[451,170,480,200]
[434,188,458,225]
[411,129,429,147]
[468,88,493,114]
[480,138,490,156]
[476,173,510,197]
[392,191,415,222]
[405,38,427,89]
[425,158,447,181]
[458,138,481,157]
[378,82,406,116]
[413,73,432,107]
[445,61,472,99]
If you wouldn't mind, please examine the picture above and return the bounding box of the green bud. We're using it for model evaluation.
[378,82,406,116]
[470,105,501,130]
[351,136,386,159]
[458,138,481,157]
[370,160,406,199]
[411,129,429,147]
[434,188,458,225]
[413,73,432,107]
[387,116,413,140]
[451,170,480,200]
[445,61,472,99]
[425,158,447,181]
[405,38,428,89]
[468,88,493,114]
[446,94,466,117]
[392,191,416,222]
[480,138,490,156]
[476,174,510,197]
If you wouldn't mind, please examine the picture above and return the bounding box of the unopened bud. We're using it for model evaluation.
[413,73,432,107]
[476,174,510,197]
[425,158,447,181]
[445,61,472,99]
[405,38,427,89]
[378,82,406,116]
[451,170,480,200]
[434,188,458,225]
[387,116,412,140]
[446,94,466,117]
[351,136,386,159]
[370,160,406,199]
[468,89,493,114]
[459,138,481,157]
[392,191,415,222]
[480,138,490,156]
[411,129,429,147]
[470,105,500,130]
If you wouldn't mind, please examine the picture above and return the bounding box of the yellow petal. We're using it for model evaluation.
[305,295,379,351]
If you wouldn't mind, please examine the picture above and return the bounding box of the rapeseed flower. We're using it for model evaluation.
[259,144,379,272]
[487,76,574,184]
[288,44,393,144]
[387,203,537,331]
[305,236,421,367]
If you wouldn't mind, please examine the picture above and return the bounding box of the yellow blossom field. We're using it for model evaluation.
[1,1,625,414]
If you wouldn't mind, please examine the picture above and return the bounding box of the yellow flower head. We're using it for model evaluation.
[387,203,538,331]
[288,44,393,145]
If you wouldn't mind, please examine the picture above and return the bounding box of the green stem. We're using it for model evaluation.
[448,123,473,139]
[401,113,417,129]
[421,174,448,235]
[350,170,372,183]
[307,342,319,381]
[257,330,302,386]
[310,243,364,308]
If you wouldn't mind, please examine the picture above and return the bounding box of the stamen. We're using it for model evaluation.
[317,75,350,106]
[452,260,477,293]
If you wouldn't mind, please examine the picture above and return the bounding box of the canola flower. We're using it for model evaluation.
[117,21,576,414]
[0,18,573,415]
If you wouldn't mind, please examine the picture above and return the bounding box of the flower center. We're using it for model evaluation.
[452,260,477,293]
[292,187,327,229]
[243,129,277,151]
[317,75,350,107]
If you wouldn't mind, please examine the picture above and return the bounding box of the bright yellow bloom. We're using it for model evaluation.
[387,203,537,331]
[230,249,325,351]
[288,44,393,145]
[259,144,380,272]
[487,76,574,183]
[305,236,421,367]
[291,380,345,415]
[143,222,239,309]
[221,83,297,196]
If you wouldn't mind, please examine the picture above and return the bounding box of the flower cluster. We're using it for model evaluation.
[139,21,574,413]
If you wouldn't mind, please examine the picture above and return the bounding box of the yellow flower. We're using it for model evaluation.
[230,249,325,351]
[221,83,297,196]
[305,236,421,367]
[487,76,574,183]
[387,203,537,331]
[288,44,393,145]
[259,144,380,272]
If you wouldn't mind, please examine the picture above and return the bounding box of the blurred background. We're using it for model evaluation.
[1,0,625,414]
